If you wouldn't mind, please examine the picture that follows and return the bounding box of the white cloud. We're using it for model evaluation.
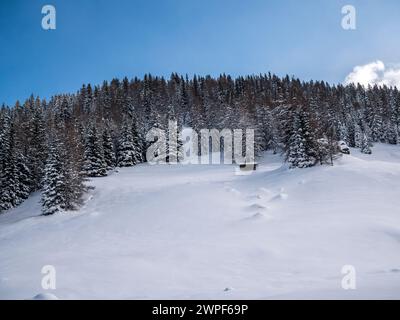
[344,60,400,88]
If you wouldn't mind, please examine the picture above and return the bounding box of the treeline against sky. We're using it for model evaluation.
[1,73,399,214]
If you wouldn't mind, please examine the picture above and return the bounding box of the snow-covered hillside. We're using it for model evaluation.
[1,144,400,299]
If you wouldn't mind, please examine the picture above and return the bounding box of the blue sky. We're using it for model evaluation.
[1,0,399,105]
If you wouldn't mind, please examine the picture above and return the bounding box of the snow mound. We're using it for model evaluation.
[269,193,289,202]
[246,203,268,211]
[244,212,272,221]
[32,293,59,300]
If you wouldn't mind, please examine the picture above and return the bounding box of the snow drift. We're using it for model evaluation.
[0,144,400,299]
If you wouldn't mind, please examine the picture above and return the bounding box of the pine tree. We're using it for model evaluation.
[41,139,67,215]
[338,122,349,144]
[361,133,372,154]
[0,154,18,212]
[102,126,116,169]
[83,84,93,114]
[166,105,184,163]
[299,108,318,161]
[41,136,86,215]
[286,109,315,168]
[117,119,142,167]
[15,153,31,205]
[370,111,384,142]
[386,121,398,145]
[0,115,31,211]
[0,113,13,212]
[288,129,310,168]
[255,106,277,155]
[132,121,145,164]
[179,77,191,126]
[82,124,107,177]
[354,124,363,148]
[0,124,17,211]
[27,101,47,190]
[63,159,86,211]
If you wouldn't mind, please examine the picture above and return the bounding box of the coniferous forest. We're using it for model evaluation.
[1,73,399,215]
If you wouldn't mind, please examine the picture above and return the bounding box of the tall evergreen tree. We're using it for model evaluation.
[41,137,86,215]
[41,139,67,215]
[117,119,142,167]
[286,109,316,169]
[82,124,107,177]
[361,133,372,154]
[0,115,31,211]
[102,125,116,170]
[15,153,32,204]
[0,115,17,212]
[27,101,47,190]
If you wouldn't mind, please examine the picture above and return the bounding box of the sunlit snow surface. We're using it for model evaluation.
[1,144,400,299]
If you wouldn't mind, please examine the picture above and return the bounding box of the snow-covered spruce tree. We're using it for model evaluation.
[14,153,32,205]
[0,116,17,212]
[311,105,339,165]
[386,121,398,145]
[166,125,184,164]
[338,121,349,144]
[179,76,191,127]
[354,120,373,153]
[117,119,142,167]
[0,113,12,212]
[63,122,87,210]
[134,125,145,164]
[286,108,317,169]
[82,124,107,177]
[166,104,184,163]
[255,106,280,155]
[287,132,314,168]
[63,159,86,212]
[354,123,363,148]
[83,84,93,114]
[360,133,372,154]
[0,115,32,212]
[316,131,340,166]
[0,158,18,212]
[189,76,207,135]
[41,139,67,215]
[370,108,384,142]
[102,125,116,170]
[387,90,399,144]
[266,110,280,154]
[300,108,318,158]
[41,136,86,215]
[27,100,47,190]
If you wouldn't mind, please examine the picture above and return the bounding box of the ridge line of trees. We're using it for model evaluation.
[1,73,399,214]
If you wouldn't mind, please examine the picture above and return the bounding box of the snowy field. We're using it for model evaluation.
[1,144,400,299]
